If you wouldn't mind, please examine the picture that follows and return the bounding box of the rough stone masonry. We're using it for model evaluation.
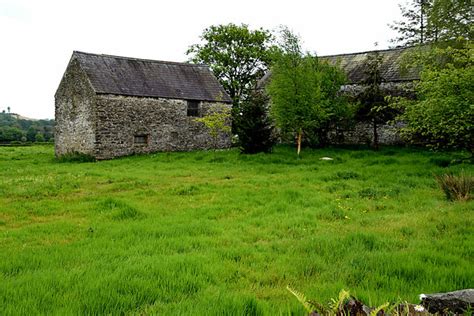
[55,51,232,160]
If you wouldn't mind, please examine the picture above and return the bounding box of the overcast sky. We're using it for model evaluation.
[1,0,403,119]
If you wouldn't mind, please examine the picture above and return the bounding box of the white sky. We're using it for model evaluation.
[1,0,403,119]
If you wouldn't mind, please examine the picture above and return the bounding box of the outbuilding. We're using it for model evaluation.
[258,47,421,146]
[55,51,232,160]
[320,46,419,97]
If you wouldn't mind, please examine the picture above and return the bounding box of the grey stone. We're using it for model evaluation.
[55,53,232,160]
[420,289,474,314]
[328,121,407,146]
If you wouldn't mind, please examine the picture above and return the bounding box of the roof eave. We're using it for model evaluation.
[94,92,232,103]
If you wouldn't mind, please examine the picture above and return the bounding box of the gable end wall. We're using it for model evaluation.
[55,58,97,157]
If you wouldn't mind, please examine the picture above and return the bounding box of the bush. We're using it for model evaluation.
[435,171,473,201]
[396,43,474,153]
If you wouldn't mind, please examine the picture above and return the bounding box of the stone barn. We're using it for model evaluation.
[321,47,420,145]
[259,47,420,145]
[55,51,232,160]
[320,47,419,97]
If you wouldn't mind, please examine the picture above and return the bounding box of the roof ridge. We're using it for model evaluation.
[319,46,415,58]
[73,51,208,68]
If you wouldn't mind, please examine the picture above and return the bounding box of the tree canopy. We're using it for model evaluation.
[428,0,472,43]
[390,0,432,46]
[0,111,54,143]
[390,0,472,47]
[268,28,348,156]
[194,104,232,150]
[390,1,472,153]
[395,41,473,153]
[187,24,274,127]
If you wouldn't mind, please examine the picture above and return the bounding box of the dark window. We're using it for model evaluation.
[187,100,200,117]
[134,134,148,145]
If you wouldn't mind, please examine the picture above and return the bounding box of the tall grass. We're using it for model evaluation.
[435,171,473,201]
[0,145,472,315]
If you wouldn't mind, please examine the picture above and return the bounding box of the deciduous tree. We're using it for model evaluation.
[187,24,274,129]
[395,42,473,153]
[268,27,348,156]
[0,127,25,142]
[195,104,232,150]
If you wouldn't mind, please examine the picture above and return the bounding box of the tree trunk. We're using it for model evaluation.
[373,120,379,151]
[297,129,302,156]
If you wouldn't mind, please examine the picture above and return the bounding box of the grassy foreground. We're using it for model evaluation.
[0,145,472,315]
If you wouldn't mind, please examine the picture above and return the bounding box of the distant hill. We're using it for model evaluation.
[0,112,54,143]
[9,113,41,121]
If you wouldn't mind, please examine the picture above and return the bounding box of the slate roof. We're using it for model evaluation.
[258,47,420,88]
[72,51,232,103]
[320,47,420,84]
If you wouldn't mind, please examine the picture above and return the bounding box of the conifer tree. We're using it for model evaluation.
[390,0,433,47]
[356,51,399,150]
[428,0,472,43]
[237,91,275,154]
[390,0,472,47]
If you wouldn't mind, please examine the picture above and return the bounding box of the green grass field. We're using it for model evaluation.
[0,145,472,315]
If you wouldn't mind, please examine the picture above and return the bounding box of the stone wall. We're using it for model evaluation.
[55,58,97,157]
[329,121,406,146]
[327,81,414,146]
[93,95,231,160]
[341,81,416,99]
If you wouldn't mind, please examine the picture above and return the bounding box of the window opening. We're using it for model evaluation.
[187,100,199,117]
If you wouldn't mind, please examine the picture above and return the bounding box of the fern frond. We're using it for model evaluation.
[286,285,312,313]
[329,289,351,312]
[384,299,406,316]
[370,302,390,316]
[307,300,327,315]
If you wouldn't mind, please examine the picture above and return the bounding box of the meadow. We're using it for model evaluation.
[0,145,472,315]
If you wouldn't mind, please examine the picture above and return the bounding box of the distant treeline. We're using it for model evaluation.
[0,112,54,143]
